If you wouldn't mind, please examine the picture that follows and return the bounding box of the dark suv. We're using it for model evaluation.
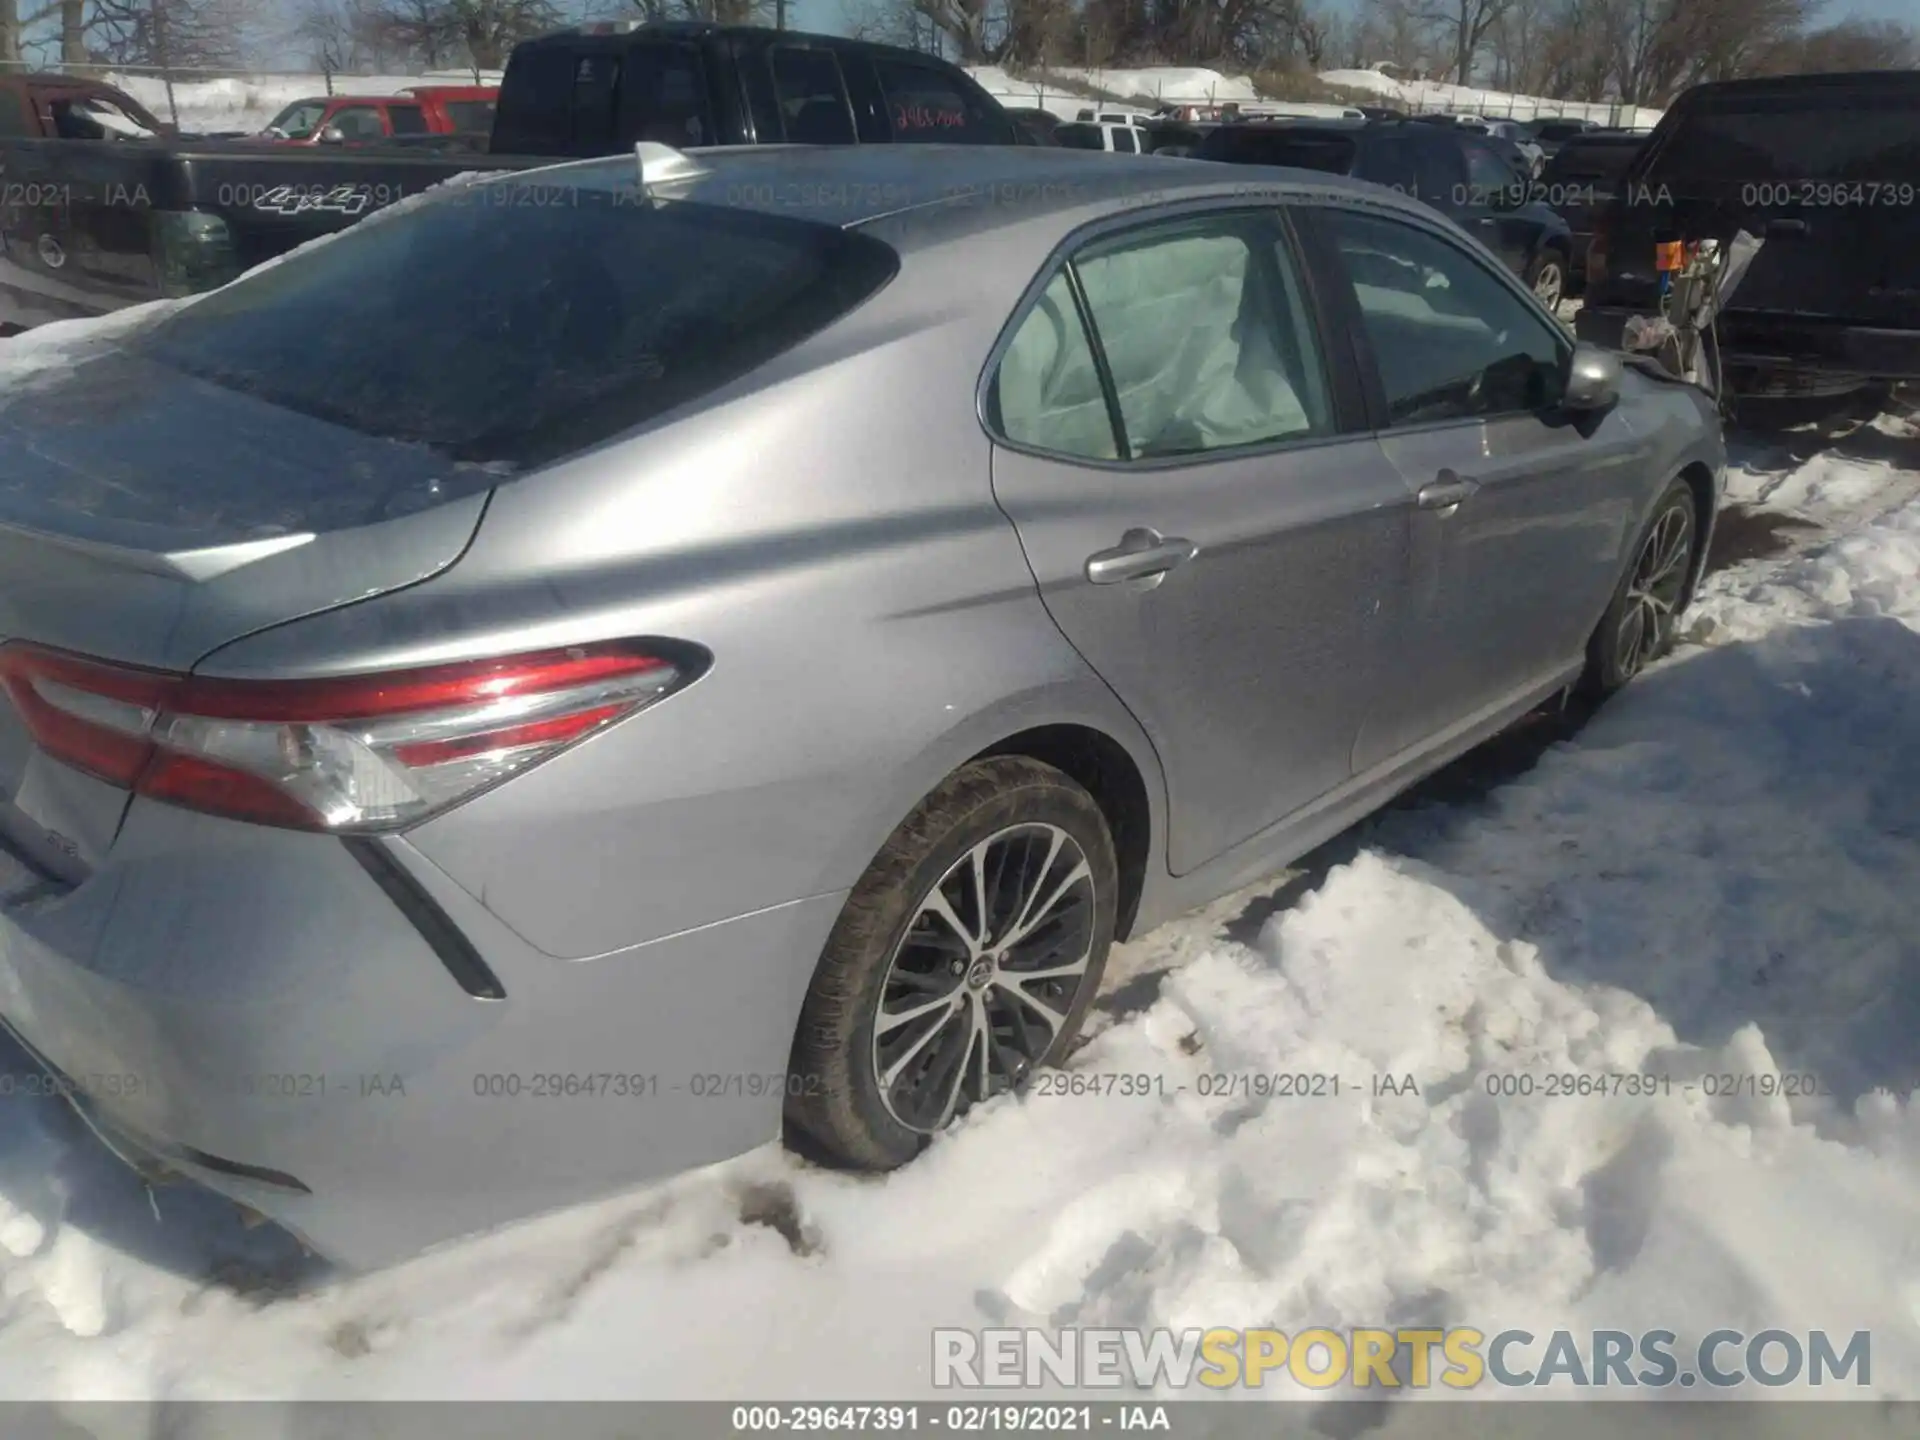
[1537,130,1646,290]
[1194,119,1575,307]
[1577,70,1920,409]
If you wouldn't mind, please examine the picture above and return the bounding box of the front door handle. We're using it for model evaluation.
[1417,470,1480,512]
[1085,527,1197,585]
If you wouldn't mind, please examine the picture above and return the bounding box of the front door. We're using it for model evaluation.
[987,206,1417,875]
[1315,204,1656,770]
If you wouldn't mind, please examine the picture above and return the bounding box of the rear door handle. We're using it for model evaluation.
[1417,471,1480,512]
[1085,527,1197,585]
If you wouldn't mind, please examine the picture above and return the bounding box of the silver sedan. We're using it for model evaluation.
[0,142,1724,1268]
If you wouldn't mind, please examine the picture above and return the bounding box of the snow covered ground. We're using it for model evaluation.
[0,362,1918,1411]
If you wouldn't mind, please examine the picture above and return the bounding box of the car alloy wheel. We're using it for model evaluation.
[1532,257,1565,310]
[872,823,1097,1133]
[1613,501,1694,682]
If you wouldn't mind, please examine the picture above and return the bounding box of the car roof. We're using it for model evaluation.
[515,143,1429,246]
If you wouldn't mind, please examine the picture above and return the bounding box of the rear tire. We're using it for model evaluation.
[785,757,1118,1171]
[1580,478,1699,698]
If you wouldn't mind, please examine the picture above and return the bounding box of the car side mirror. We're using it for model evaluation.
[1562,342,1622,412]
[318,124,346,144]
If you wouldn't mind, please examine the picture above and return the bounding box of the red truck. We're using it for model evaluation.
[0,72,174,140]
[254,85,497,145]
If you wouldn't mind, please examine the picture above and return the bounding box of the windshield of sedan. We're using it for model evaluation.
[265,100,330,139]
[128,182,899,467]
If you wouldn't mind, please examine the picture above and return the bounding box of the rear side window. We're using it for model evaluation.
[1055,123,1103,150]
[770,47,855,144]
[871,57,1007,143]
[444,100,495,133]
[388,104,427,135]
[130,187,899,469]
[1112,128,1137,153]
[0,91,26,137]
[1647,90,1920,182]
[1354,134,1419,196]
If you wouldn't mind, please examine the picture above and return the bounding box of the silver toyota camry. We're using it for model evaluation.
[0,142,1724,1268]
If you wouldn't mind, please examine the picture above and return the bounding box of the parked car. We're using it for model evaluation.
[253,89,495,145]
[0,72,173,141]
[1054,120,1152,153]
[1003,105,1061,144]
[1476,119,1544,174]
[1537,129,1646,290]
[398,84,499,135]
[0,21,1021,330]
[1527,116,1601,159]
[1577,70,1920,413]
[0,143,1723,1270]
[1193,118,1577,307]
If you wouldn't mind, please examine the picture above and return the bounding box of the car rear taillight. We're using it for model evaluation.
[0,641,693,833]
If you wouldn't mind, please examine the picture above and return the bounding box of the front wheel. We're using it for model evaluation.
[785,756,1118,1170]
[1581,478,1699,697]
[1527,249,1567,312]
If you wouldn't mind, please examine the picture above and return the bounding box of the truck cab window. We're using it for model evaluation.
[388,104,428,135]
[615,43,710,148]
[770,48,855,144]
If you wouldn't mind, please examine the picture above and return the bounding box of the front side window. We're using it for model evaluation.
[266,101,328,139]
[771,48,855,144]
[1112,127,1137,153]
[1325,208,1569,426]
[989,212,1335,462]
[387,103,428,135]
[327,106,387,141]
[617,44,709,148]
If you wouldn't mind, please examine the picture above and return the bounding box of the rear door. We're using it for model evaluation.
[1636,79,1920,329]
[1313,202,1655,768]
[986,205,1416,874]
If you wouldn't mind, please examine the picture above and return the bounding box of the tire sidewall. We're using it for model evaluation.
[826,767,1119,1166]
[1586,479,1698,695]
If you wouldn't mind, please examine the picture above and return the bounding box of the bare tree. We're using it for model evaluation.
[1754,16,1918,73]
[1354,0,1439,76]
[362,0,556,69]
[86,0,255,67]
[1409,0,1510,85]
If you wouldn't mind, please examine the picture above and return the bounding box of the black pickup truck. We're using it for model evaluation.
[0,22,1019,330]
[1577,70,1920,412]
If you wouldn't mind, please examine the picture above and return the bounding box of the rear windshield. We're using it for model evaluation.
[1196,127,1357,172]
[128,184,898,468]
[1544,138,1642,183]
[1646,90,1920,182]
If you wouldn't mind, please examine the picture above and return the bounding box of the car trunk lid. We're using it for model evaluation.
[0,336,495,874]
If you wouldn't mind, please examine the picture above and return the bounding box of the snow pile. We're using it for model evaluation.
[0,387,1916,1406]
[969,65,1259,118]
[1319,67,1664,128]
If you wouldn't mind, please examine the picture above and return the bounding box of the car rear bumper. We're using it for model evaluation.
[0,798,843,1270]
[1579,304,1920,393]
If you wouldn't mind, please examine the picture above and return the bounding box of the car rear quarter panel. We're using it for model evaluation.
[192,250,1168,963]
